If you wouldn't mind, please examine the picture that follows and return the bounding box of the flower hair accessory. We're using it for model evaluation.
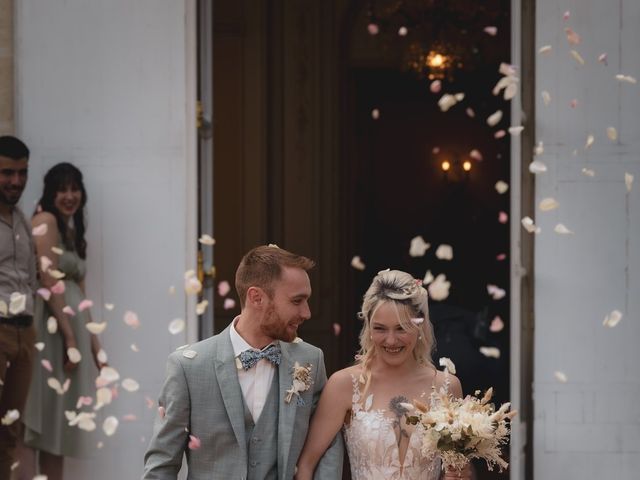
[285,362,313,406]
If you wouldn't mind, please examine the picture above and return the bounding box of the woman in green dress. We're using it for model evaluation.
[18,163,106,480]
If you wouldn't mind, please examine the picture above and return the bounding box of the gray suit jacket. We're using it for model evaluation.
[143,326,343,479]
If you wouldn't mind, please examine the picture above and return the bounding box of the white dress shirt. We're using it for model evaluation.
[229,317,277,422]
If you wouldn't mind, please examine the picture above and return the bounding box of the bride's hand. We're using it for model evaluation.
[442,464,472,480]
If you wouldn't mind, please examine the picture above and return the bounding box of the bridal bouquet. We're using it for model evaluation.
[405,384,516,472]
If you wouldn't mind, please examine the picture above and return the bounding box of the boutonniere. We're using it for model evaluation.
[285,362,312,406]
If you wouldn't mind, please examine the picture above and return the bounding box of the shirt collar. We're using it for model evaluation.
[229,316,278,357]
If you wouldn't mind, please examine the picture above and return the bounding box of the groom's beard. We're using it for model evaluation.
[260,304,300,342]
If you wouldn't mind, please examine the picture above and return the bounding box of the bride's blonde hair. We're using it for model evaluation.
[356,270,436,379]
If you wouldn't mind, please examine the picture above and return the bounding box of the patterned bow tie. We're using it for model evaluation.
[238,344,282,370]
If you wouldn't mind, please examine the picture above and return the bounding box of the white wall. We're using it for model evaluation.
[534,1,640,478]
[15,1,197,478]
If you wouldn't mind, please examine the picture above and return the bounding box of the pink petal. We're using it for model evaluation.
[371,108,380,120]
[494,130,506,139]
[41,359,53,372]
[217,280,231,297]
[367,23,379,35]
[332,323,341,336]
[465,108,475,118]
[123,311,141,329]
[563,10,570,21]
[32,223,48,237]
[483,26,497,36]
[188,434,201,450]
[158,406,166,418]
[429,80,441,93]
[145,396,155,409]
[490,316,505,332]
[62,305,76,316]
[78,299,93,312]
[122,414,137,422]
[223,298,236,310]
[469,149,483,161]
[37,288,52,301]
[496,253,507,261]
[598,53,608,65]
[432,146,440,154]
[498,211,509,224]
[569,99,578,109]
[564,27,581,45]
[50,280,66,295]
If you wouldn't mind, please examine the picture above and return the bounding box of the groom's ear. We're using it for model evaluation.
[246,286,265,308]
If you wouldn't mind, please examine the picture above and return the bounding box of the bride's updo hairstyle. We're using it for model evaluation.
[357,269,436,370]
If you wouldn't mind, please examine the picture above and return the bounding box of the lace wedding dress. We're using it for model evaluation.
[343,376,441,480]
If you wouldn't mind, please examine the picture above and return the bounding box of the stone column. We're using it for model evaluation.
[0,0,13,134]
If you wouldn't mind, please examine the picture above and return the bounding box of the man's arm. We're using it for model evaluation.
[142,353,191,479]
[311,350,344,480]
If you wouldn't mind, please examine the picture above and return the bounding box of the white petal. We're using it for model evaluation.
[554,223,573,235]
[508,126,524,136]
[422,270,434,285]
[35,342,45,351]
[625,173,634,193]
[168,318,185,335]
[196,300,209,315]
[97,349,108,365]
[529,160,547,174]
[534,141,544,156]
[606,127,618,141]
[435,244,453,260]
[538,45,552,54]
[40,255,53,272]
[521,217,541,234]
[102,416,119,436]
[539,198,559,211]
[486,110,503,127]
[123,310,140,329]
[428,274,451,301]
[122,378,140,392]
[584,134,594,150]
[86,322,107,335]
[47,269,66,279]
[371,108,380,119]
[51,246,64,255]
[479,347,501,359]
[490,316,505,332]
[469,149,483,161]
[582,168,595,177]
[350,255,366,271]
[99,366,120,384]
[32,223,48,237]
[198,234,215,246]
[1,409,20,426]
[439,357,457,374]
[47,316,58,334]
[541,90,551,106]
[95,387,113,407]
[184,276,202,296]
[616,74,637,84]
[104,303,115,311]
[67,348,82,364]
[603,309,623,328]
[47,377,64,395]
[495,181,509,194]
[130,343,139,352]
[409,236,430,257]
[504,83,518,100]
[8,292,27,315]
[554,371,568,383]
[483,26,497,36]
[570,50,585,65]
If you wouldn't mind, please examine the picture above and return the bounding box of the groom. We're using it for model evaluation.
[143,245,343,479]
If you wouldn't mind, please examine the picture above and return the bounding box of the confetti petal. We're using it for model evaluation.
[494,130,506,139]
[123,311,140,329]
[438,93,464,112]
[584,134,594,149]
[158,406,166,418]
[367,23,379,35]
[40,255,53,272]
[496,253,507,261]
[429,80,441,93]
[554,223,573,235]
[351,255,366,271]
[398,26,408,36]
[564,27,581,45]
[495,181,509,194]
[217,280,231,297]
[529,160,548,174]
[184,275,202,296]
[32,223,48,237]
[606,127,618,141]
[37,288,51,301]
[99,366,120,384]
[538,45,552,54]
[97,349,108,365]
[508,126,524,136]
[554,371,568,383]
[498,211,508,224]
[62,305,76,316]
[598,53,608,65]
[41,359,53,372]
[570,50,585,65]
[625,173,634,192]
[223,298,236,310]
[332,323,341,336]
[483,26,497,36]
[487,284,506,300]
[469,149,483,162]
[196,300,209,315]
[490,316,504,332]
[1,409,20,426]
[78,299,93,312]
[47,316,58,334]
[51,246,64,255]
[168,318,185,335]
[439,357,456,374]
[104,303,115,311]
[422,270,434,285]
[67,347,82,364]
[428,274,450,301]
[539,197,559,211]
[198,234,215,246]
[131,343,139,352]
[9,292,27,315]
[541,90,551,106]
[409,236,430,257]
[534,141,544,156]
[603,309,623,328]
[188,435,202,450]
[371,108,380,120]
[47,269,65,279]
[122,378,140,392]
[486,110,503,127]
[86,322,107,335]
[616,74,637,84]
[582,168,595,177]
[102,416,119,436]
[479,347,501,358]
[35,342,45,351]
[521,217,541,234]
[95,387,113,408]
[465,108,475,118]
[50,280,65,295]
[435,244,453,260]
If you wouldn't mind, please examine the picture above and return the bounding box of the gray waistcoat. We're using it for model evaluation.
[243,372,279,480]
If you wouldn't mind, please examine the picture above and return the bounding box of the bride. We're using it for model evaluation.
[295,270,472,480]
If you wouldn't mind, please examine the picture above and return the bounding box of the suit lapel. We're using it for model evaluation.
[277,342,297,480]
[214,327,247,453]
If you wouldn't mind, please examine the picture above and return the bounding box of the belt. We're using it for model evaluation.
[0,315,33,327]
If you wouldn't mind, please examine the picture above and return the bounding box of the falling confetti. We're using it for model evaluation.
[428,274,451,301]
[508,126,524,136]
[41,359,53,372]
[570,50,585,66]
[538,45,552,54]
[479,347,501,359]
[1,409,20,426]
[47,377,70,395]
[465,108,475,118]
[78,299,93,312]
[103,416,119,436]
[534,141,544,156]
[99,366,120,385]
[606,127,618,141]
[47,316,58,334]
[529,160,548,174]
[67,347,82,364]
[498,211,508,224]
[487,284,506,300]
[615,74,637,84]
[188,434,202,450]
[435,244,453,260]
[40,255,52,272]
[496,253,507,261]
[483,26,497,36]
[223,298,236,310]
[563,10,570,21]
[168,318,185,335]
[584,134,594,149]
[9,293,27,315]
[494,130,506,139]
[86,322,107,335]
[564,27,581,45]
[158,406,166,419]
[554,371,568,383]
[196,300,209,315]
[625,173,634,192]
[539,198,560,211]
[521,217,541,234]
[490,316,504,332]
[486,110,503,127]
[32,223,48,237]
[438,93,464,112]
[217,280,231,297]
[183,349,198,359]
[409,236,430,257]
[367,23,379,35]
[541,91,551,106]
[122,378,140,392]
[62,306,76,316]
[51,246,64,255]
[104,303,115,311]
[569,99,578,109]
[554,224,574,235]
[422,270,434,285]
[469,149,483,161]
[582,168,595,177]
[198,234,215,246]
[131,344,139,352]
[97,349,108,365]
[50,280,65,294]
[332,323,341,336]
[598,53,608,65]
[123,311,141,329]
[430,80,441,93]
[371,108,380,120]
[351,256,366,271]
[398,26,408,36]
[495,181,509,194]
[603,310,623,328]
[35,342,45,351]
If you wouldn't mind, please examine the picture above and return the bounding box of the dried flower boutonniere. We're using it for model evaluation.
[285,362,313,406]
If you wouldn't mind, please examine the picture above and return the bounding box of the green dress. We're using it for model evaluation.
[23,247,98,457]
